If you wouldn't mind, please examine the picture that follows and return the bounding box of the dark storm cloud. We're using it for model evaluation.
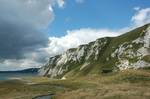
[0,0,53,59]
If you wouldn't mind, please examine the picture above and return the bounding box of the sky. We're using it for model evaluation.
[0,0,150,71]
[48,0,150,36]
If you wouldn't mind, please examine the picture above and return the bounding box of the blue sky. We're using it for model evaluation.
[48,0,150,36]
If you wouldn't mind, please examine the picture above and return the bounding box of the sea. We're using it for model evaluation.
[0,72,38,81]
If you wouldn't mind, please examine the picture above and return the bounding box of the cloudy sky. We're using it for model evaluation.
[0,0,150,71]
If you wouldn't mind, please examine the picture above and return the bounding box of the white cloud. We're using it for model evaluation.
[49,5,53,12]
[56,0,65,8]
[2,48,52,71]
[0,0,66,71]
[44,28,119,56]
[0,59,42,71]
[0,49,49,71]
[132,8,150,27]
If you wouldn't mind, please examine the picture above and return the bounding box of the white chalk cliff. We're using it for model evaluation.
[39,24,150,78]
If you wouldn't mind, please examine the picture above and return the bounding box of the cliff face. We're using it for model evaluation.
[39,37,110,78]
[39,24,150,79]
[111,26,150,70]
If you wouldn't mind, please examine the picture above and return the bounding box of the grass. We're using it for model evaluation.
[142,55,150,63]
[0,69,150,99]
[54,69,150,99]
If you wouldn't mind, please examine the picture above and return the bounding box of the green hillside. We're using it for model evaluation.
[39,24,150,79]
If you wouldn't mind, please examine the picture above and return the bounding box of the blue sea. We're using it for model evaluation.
[0,73,38,81]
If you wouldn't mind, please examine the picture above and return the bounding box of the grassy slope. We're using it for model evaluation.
[63,24,150,78]
[100,24,149,69]
[55,69,150,99]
